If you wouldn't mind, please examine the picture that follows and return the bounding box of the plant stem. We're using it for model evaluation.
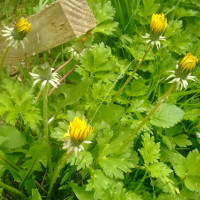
[117,82,177,154]
[0,180,26,199]
[47,152,71,200]
[134,170,148,192]
[43,83,53,177]
[53,56,74,73]
[48,65,77,96]
[112,44,151,102]
[0,46,10,79]
[0,154,19,172]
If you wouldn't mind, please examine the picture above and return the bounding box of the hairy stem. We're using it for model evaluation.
[113,44,151,102]
[47,152,71,200]
[117,82,177,153]
[43,83,53,177]
[0,46,10,79]
[0,180,26,199]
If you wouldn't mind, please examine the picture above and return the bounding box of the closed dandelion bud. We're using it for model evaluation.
[39,62,53,81]
[150,14,167,37]
[166,53,198,90]
[176,53,198,79]
[142,13,167,49]
[63,116,92,157]
[12,18,32,40]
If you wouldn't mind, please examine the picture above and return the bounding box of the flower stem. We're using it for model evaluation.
[0,46,10,79]
[117,82,177,154]
[47,152,71,200]
[112,44,151,102]
[43,83,53,177]
[48,65,77,96]
[134,170,148,192]
[0,180,27,199]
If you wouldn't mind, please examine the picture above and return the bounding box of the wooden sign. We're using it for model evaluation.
[0,0,97,65]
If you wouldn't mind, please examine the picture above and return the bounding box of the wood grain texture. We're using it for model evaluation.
[0,0,96,65]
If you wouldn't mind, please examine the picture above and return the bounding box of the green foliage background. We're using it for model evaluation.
[0,0,200,199]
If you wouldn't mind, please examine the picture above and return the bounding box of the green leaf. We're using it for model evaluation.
[71,183,94,200]
[149,162,172,179]
[139,133,160,165]
[172,149,200,193]
[157,193,178,200]
[79,43,112,77]
[0,78,41,129]
[164,126,192,148]
[86,169,140,200]
[97,126,138,179]
[89,1,118,35]
[0,125,26,149]
[125,77,148,97]
[149,162,175,194]
[93,103,125,126]
[173,134,192,147]
[67,151,93,170]
[139,0,159,17]
[126,99,150,113]
[150,103,184,128]
[54,78,92,107]
[175,7,198,19]
[164,20,182,39]
[22,138,47,173]
[31,189,42,200]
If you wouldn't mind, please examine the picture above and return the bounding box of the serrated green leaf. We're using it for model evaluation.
[93,103,124,126]
[96,126,138,179]
[89,1,118,35]
[126,99,150,113]
[164,20,182,39]
[173,134,192,147]
[31,189,42,200]
[139,133,160,165]
[175,7,198,19]
[172,149,200,193]
[149,162,172,179]
[71,183,94,200]
[150,103,184,128]
[51,121,68,141]
[22,138,47,173]
[164,126,192,148]
[54,78,91,107]
[125,77,148,97]
[94,21,118,35]
[67,151,93,170]
[0,126,26,149]
[0,78,41,129]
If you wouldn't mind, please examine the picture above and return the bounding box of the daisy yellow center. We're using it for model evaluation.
[12,18,32,40]
[150,13,167,36]
[68,116,92,143]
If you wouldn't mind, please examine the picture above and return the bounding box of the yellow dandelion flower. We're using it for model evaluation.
[179,53,198,74]
[142,13,167,49]
[14,18,32,40]
[166,53,198,90]
[150,14,167,36]
[63,116,92,156]
[2,18,32,48]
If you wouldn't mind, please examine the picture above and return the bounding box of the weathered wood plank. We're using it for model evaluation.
[0,0,96,65]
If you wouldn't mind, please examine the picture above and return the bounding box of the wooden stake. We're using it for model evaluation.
[0,0,96,65]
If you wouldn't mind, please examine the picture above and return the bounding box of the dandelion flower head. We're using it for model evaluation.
[2,18,32,48]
